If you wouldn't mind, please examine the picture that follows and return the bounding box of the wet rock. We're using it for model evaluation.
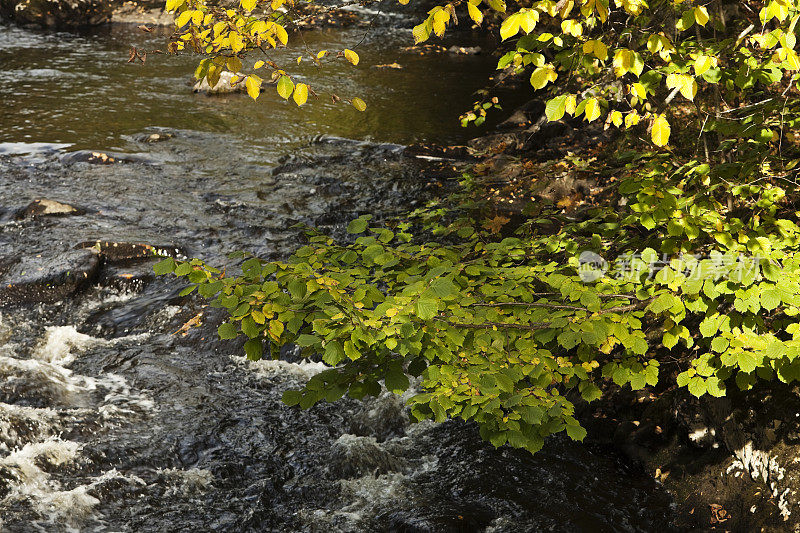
[59,150,152,165]
[112,1,172,25]
[141,132,174,143]
[467,132,526,154]
[0,0,111,27]
[0,249,99,305]
[76,241,184,263]
[372,62,403,69]
[405,143,472,161]
[328,434,407,478]
[97,260,158,292]
[193,71,246,95]
[17,198,85,219]
[447,45,481,55]
[496,100,545,131]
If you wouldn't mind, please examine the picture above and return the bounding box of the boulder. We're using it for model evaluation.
[0,249,99,305]
[0,0,111,27]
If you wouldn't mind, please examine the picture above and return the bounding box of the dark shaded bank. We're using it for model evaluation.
[460,95,800,532]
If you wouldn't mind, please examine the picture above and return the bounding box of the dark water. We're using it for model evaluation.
[0,15,677,532]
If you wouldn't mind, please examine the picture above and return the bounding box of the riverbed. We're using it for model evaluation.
[0,18,677,532]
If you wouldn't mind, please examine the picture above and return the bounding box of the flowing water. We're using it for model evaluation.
[0,14,677,532]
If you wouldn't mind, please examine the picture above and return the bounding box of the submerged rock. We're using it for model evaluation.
[0,0,111,27]
[0,249,99,305]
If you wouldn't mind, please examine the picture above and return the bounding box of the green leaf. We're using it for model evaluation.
[762,287,782,310]
[347,218,368,234]
[737,352,757,373]
[296,334,320,347]
[430,277,457,298]
[324,340,345,365]
[154,258,177,275]
[545,95,567,121]
[580,383,602,402]
[218,322,238,340]
[244,339,263,360]
[565,423,587,441]
[241,316,261,338]
[687,376,707,397]
[282,390,302,406]
[277,75,294,99]
[415,299,439,320]
[385,366,410,393]
[179,285,197,296]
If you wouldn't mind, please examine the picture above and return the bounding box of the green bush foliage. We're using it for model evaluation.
[157,0,800,452]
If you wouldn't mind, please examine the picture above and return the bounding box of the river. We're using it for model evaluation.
[0,17,677,532]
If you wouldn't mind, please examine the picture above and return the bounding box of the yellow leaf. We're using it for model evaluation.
[317,50,327,59]
[254,60,265,69]
[293,83,308,106]
[343,49,360,66]
[241,0,256,11]
[433,9,450,37]
[632,82,647,100]
[165,0,184,11]
[213,21,226,36]
[680,77,698,100]
[565,94,576,115]
[412,23,429,43]
[561,19,582,37]
[786,48,800,70]
[245,75,261,100]
[592,40,608,60]
[351,97,367,111]
[386,308,398,317]
[500,13,520,40]
[467,2,484,24]
[297,55,302,64]
[584,97,601,122]
[610,110,623,127]
[191,9,203,25]
[693,54,712,76]
[176,10,192,27]
[275,24,288,46]
[613,49,632,77]
[646,34,663,54]
[651,114,671,147]
[694,6,709,26]
[625,111,640,129]
[530,65,557,89]
[398,0,410,4]
[230,33,244,53]
[520,9,539,33]
[665,73,681,90]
